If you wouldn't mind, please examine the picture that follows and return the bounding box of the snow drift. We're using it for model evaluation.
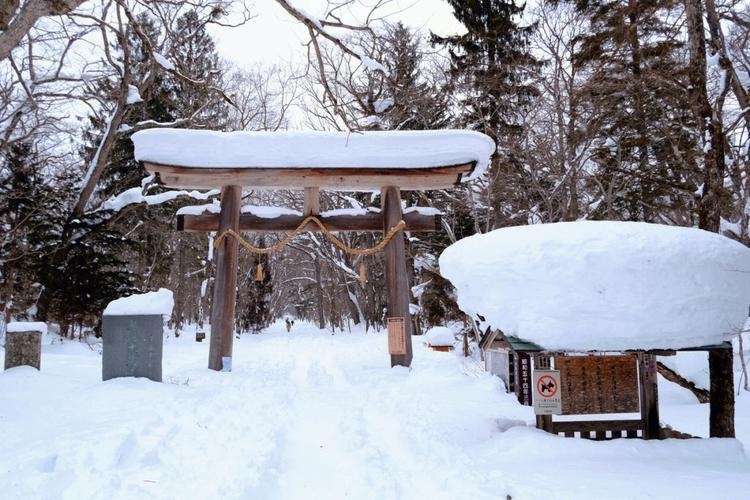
[439,221,750,351]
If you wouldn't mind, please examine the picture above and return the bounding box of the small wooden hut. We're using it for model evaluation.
[481,330,730,440]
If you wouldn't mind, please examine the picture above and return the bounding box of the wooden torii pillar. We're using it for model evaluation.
[381,186,413,366]
[207,185,241,371]
[178,185,443,370]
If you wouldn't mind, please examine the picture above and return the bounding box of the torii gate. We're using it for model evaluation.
[132,129,495,371]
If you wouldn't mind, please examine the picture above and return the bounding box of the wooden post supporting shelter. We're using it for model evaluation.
[709,349,735,437]
[382,186,413,367]
[208,185,241,371]
[637,353,660,439]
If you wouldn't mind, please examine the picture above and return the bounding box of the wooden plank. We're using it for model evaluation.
[382,186,413,367]
[535,353,551,369]
[303,187,320,215]
[638,353,661,439]
[595,430,606,440]
[145,162,474,191]
[557,355,640,415]
[551,420,643,434]
[208,185,241,371]
[542,415,553,432]
[177,211,440,233]
[535,415,546,432]
[535,415,554,433]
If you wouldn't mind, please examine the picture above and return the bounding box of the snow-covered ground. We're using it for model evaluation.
[2,321,750,499]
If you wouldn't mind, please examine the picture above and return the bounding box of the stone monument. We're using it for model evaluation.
[102,288,173,382]
[4,322,45,370]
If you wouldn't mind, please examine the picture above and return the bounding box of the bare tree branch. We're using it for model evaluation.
[0,0,88,61]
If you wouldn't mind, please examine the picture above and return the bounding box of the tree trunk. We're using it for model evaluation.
[704,0,750,131]
[685,0,735,438]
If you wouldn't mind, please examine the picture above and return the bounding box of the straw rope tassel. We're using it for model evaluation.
[255,262,264,282]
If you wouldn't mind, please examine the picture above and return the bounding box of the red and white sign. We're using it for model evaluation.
[533,370,562,415]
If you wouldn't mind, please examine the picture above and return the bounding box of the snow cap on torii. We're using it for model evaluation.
[131,128,495,191]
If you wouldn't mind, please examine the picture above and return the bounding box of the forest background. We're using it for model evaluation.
[0,0,748,343]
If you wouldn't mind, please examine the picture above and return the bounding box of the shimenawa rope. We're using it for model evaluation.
[213,215,407,257]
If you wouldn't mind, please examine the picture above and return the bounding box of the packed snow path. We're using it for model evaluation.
[3,321,750,499]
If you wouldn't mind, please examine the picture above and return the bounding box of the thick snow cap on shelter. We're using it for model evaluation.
[131,128,494,180]
[439,221,750,351]
[103,288,174,317]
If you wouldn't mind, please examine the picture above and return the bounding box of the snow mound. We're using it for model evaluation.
[176,204,302,218]
[243,205,301,218]
[439,221,750,351]
[101,187,216,212]
[424,326,455,346]
[131,129,495,181]
[176,203,219,216]
[7,322,48,334]
[103,288,174,317]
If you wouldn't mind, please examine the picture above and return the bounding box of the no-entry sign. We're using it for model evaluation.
[533,370,562,415]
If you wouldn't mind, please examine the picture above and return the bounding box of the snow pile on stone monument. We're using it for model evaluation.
[6,322,48,334]
[102,288,174,317]
[440,221,750,351]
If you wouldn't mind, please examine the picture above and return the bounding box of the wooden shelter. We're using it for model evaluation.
[132,128,495,371]
[480,330,731,440]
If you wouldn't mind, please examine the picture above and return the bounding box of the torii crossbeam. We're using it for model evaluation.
[132,129,495,371]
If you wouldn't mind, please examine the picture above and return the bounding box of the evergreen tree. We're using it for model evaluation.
[0,143,55,321]
[38,211,137,337]
[433,0,541,140]
[35,9,227,333]
[236,238,273,333]
[381,22,451,131]
[0,142,135,334]
[571,0,702,222]
[432,0,542,229]
[171,9,227,128]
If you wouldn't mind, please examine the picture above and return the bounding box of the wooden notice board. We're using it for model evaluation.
[557,355,639,415]
[387,317,407,355]
[514,352,532,406]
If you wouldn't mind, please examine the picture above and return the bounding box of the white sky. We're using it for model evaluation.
[208,0,466,69]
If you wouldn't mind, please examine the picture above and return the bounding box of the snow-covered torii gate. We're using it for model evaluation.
[132,129,495,371]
